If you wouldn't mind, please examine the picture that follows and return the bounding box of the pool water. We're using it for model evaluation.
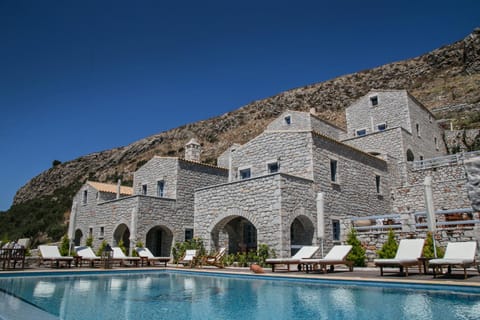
[1,271,480,320]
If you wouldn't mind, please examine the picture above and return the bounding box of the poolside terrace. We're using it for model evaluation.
[2,263,480,287]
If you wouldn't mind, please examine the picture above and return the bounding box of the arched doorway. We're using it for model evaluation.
[406,149,414,161]
[113,224,131,252]
[74,229,83,246]
[211,216,257,254]
[145,226,173,256]
[290,216,315,256]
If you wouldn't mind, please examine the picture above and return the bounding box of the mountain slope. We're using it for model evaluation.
[12,28,480,208]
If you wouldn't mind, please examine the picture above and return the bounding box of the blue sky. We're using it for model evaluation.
[0,0,479,211]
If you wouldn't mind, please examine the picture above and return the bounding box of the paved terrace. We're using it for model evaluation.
[2,264,480,287]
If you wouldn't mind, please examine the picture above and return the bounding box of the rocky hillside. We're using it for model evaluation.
[13,28,480,206]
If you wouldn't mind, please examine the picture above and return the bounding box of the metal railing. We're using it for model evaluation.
[414,207,479,229]
[351,214,402,231]
[412,150,480,170]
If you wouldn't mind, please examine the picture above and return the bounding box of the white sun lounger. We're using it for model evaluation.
[135,247,171,266]
[111,247,141,267]
[300,245,353,273]
[374,238,425,276]
[266,246,319,272]
[429,241,478,279]
[38,245,74,268]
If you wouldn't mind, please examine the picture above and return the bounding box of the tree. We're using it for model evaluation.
[52,160,62,167]
[377,229,398,259]
[346,228,366,267]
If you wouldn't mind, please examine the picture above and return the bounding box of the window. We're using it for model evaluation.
[370,95,378,106]
[99,226,105,238]
[330,159,338,183]
[332,220,340,241]
[268,162,279,173]
[356,129,367,136]
[82,190,88,204]
[416,123,420,137]
[375,175,381,194]
[185,228,193,241]
[89,228,93,238]
[434,137,439,150]
[142,184,147,195]
[239,168,251,179]
[284,115,291,125]
[377,123,387,131]
[157,180,165,197]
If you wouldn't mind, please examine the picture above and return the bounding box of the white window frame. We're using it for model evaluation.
[356,128,367,136]
[329,158,339,184]
[157,180,165,197]
[82,189,88,205]
[375,174,382,195]
[266,159,279,174]
[238,166,252,180]
[369,95,379,106]
[376,122,387,132]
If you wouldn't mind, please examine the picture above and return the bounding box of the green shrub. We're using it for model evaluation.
[118,239,127,255]
[377,229,398,259]
[346,228,366,267]
[172,237,206,264]
[86,235,93,247]
[59,235,70,256]
[423,232,445,258]
[96,240,108,256]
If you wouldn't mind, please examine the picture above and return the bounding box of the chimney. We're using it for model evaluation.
[185,138,201,162]
[116,179,121,199]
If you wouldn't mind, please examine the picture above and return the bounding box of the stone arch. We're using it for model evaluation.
[113,223,131,252]
[74,229,83,246]
[209,209,258,255]
[288,214,315,256]
[145,225,174,257]
[406,149,415,161]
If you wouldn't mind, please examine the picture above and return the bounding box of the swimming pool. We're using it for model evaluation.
[1,270,480,320]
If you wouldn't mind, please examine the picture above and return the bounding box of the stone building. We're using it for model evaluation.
[70,89,478,259]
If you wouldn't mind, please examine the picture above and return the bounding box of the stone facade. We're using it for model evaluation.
[70,89,479,261]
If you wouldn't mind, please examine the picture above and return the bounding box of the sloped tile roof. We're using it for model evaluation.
[87,181,133,195]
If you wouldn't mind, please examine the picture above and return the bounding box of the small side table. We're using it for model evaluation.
[140,256,149,267]
[418,257,432,275]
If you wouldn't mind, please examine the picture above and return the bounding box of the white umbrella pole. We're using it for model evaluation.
[68,202,77,256]
[317,192,325,258]
[424,176,437,258]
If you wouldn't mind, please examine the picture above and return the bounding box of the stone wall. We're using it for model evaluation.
[345,90,411,138]
[465,157,480,211]
[393,163,471,213]
[352,220,480,264]
[231,131,314,181]
[312,133,391,221]
[406,93,447,158]
[195,173,317,257]
[133,157,178,198]
[176,160,228,227]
